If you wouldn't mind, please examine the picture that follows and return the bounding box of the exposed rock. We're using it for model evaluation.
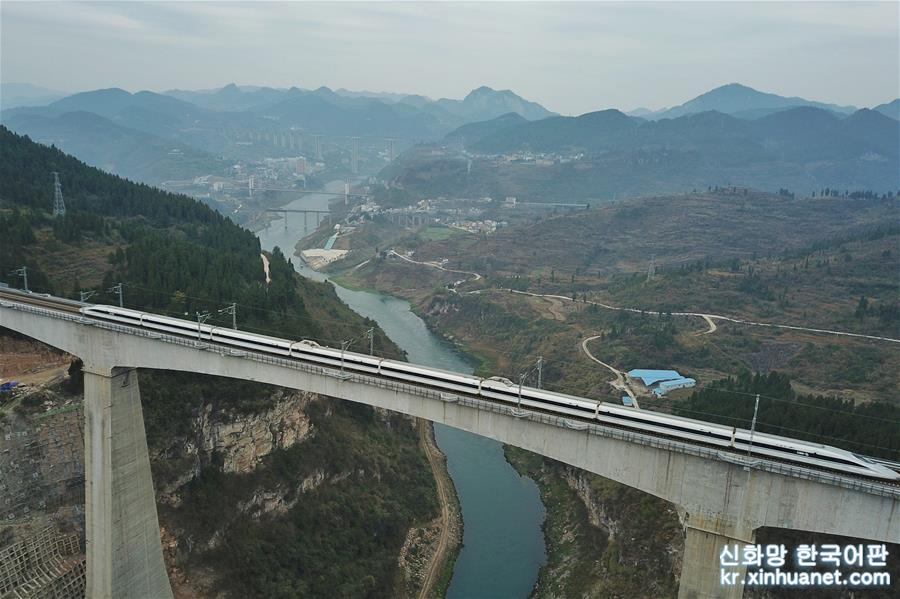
[561,469,620,541]
[155,390,317,503]
[237,468,355,518]
[196,390,315,474]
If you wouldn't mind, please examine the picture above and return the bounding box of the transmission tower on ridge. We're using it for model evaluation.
[647,255,656,281]
[52,172,66,216]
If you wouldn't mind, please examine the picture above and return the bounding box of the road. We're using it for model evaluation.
[504,289,900,344]
[389,250,482,281]
[581,335,640,409]
[387,255,897,344]
[417,420,452,599]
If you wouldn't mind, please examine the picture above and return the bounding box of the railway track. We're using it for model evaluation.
[0,288,85,314]
[2,288,898,490]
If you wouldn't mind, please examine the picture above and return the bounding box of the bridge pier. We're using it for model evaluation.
[678,516,754,599]
[83,366,172,599]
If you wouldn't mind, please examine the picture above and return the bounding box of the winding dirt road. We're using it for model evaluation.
[388,254,898,344]
[581,335,640,409]
[505,289,899,344]
[417,420,452,599]
[389,249,482,281]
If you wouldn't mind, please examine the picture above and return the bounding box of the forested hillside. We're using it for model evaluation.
[674,372,900,459]
[0,126,437,596]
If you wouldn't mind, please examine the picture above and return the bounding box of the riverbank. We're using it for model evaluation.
[504,447,682,599]
[417,421,462,599]
[263,184,547,598]
[336,254,685,597]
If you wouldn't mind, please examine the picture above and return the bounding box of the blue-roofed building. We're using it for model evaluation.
[626,369,695,397]
[654,377,696,397]
[627,369,683,386]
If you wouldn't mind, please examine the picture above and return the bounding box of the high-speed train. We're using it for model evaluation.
[80,304,900,482]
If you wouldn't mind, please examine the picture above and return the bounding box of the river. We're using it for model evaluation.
[257,183,546,598]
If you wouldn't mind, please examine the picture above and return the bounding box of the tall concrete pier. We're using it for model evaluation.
[83,366,172,599]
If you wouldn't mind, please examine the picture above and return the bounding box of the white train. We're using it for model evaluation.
[80,304,900,482]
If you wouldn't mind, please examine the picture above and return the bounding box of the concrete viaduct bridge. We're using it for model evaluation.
[2,293,898,599]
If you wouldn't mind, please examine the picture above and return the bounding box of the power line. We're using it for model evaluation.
[652,406,900,456]
[8,281,405,360]
[684,383,900,426]
[116,283,382,337]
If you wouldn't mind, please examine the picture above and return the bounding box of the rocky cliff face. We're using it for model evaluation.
[146,376,440,598]
[505,449,682,599]
[153,389,317,505]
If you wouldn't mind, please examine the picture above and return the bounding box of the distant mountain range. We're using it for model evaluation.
[2,110,224,184]
[421,104,899,199]
[0,82,68,110]
[1,88,273,163]
[432,86,556,121]
[631,83,859,120]
[873,99,900,121]
[2,80,895,193]
[0,84,558,179]
[445,112,528,146]
[163,83,555,128]
[466,104,898,162]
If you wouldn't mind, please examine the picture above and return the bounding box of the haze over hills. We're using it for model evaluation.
[873,99,900,121]
[0,82,68,110]
[469,104,899,163]
[253,86,452,137]
[0,87,271,162]
[396,104,899,201]
[433,86,558,122]
[444,112,528,145]
[0,83,560,179]
[166,83,292,112]
[2,110,225,184]
[160,83,555,125]
[2,80,897,197]
[629,83,858,120]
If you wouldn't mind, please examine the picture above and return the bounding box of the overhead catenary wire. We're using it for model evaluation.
[7,283,897,454]
[668,406,900,456]
[10,281,406,361]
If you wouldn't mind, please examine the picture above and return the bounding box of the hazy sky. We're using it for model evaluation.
[2,1,897,114]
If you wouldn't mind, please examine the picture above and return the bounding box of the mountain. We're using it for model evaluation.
[166,83,292,111]
[872,99,899,121]
[3,110,224,184]
[392,105,898,199]
[435,86,557,122]
[0,82,67,110]
[333,88,409,102]
[648,83,856,120]
[254,87,449,137]
[473,108,642,153]
[472,105,898,162]
[2,88,265,158]
[444,112,527,146]
[626,107,655,117]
